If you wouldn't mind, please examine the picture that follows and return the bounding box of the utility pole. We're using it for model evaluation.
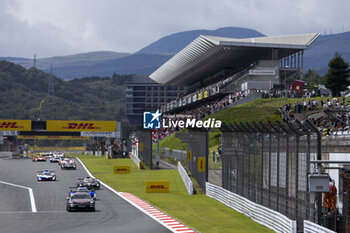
[33,54,37,68]
[48,65,54,96]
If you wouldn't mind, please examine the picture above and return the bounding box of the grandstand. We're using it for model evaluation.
[150,33,319,114]
[139,32,350,232]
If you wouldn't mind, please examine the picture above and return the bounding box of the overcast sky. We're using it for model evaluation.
[1,0,349,58]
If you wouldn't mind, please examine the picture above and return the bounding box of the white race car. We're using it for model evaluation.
[60,158,77,170]
[37,170,56,181]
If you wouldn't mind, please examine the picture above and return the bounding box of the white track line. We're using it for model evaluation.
[0,181,37,213]
[75,158,196,233]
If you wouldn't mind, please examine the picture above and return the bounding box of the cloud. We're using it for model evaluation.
[0,0,349,57]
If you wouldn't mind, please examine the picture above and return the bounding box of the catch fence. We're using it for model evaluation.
[220,120,321,231]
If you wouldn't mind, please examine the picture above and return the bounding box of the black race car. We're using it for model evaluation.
[76,177,100,189]
[66,191,95,212]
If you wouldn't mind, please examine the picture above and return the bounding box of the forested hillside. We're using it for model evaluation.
[0,60,127,120]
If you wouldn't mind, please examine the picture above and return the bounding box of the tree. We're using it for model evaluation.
[301,69,325,89]
[325,53,350,96]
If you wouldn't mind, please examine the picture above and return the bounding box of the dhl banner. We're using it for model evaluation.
[46,120,116,132]
[198,157,206,172]
[0,120,31,131]
[17,135,90,140]
[204,91,208,98]
[187,150,191,161]
[139,143,144,151]
[145,181,169,193]
[113,166,131,174]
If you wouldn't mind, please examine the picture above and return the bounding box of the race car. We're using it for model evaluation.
[37,170,56,181]
[32,155,47,162]
[66,191,95,212]
[44,152,54,158]
[70,187,96,199]
[60,158,77,170]
[50,156,60,163]
[76,177,100,189]
[53,151,65,158]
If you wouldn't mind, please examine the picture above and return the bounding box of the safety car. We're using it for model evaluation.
[70,187,96,199]
[66,191,95,212]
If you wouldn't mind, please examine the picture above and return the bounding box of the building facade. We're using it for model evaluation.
[125,82,184,125]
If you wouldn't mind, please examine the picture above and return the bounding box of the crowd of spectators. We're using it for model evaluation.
[152,89,266,143]
[279,96,350,136]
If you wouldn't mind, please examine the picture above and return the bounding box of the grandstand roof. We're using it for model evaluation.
[149,33,319,86]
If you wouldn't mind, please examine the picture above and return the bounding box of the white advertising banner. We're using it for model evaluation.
[249,69,276,75]
[81,131,116,137]
[2,131,18,136]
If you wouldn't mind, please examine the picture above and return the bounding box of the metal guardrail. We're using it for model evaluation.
[177,162,193,195]
[304,220,336,233]
[206,182,297,233]
[84,151,102,156]
[165,147,186,162]
[129,152,142,169]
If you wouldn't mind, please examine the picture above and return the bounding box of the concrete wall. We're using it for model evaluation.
[0,152,12,157]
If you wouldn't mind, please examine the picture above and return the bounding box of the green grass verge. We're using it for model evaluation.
[76,155,272,233]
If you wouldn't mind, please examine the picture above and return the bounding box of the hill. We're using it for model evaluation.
[1,27,265,80]
[0,60,127,120]
[42,53,172,80]
[2,28,350,79]
[303,31,350,74]
[136,27,265,54]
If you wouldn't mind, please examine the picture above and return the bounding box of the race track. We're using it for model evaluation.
[0,157,172,233]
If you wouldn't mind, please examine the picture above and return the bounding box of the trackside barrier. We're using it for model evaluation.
[206,183,297,233]
[177,162,193,195]
[165,148,186,162]
[303,220,336,233]
[83,151,102,156]
[130,152,142,169]
[172,149,186,161]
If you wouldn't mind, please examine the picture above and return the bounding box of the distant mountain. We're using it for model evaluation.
[303,31,350,74]
[2,27,350,79]
[6,51,130,75]
[1,27,265,79]
[42,53,172,79]
[137,27,266,54]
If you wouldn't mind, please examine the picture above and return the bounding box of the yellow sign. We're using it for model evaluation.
[17,135,90,140]
[187,150,191,161]
[198,157,206,172]
[198,93,202,100]
[0,119,31,131]
[46,120,116,132]
[145,181,169,193]
[139,143,144,151]
[204,91,208,98]
[113,166,131,174]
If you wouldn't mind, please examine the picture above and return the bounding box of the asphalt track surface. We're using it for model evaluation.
[0,157,172,233]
